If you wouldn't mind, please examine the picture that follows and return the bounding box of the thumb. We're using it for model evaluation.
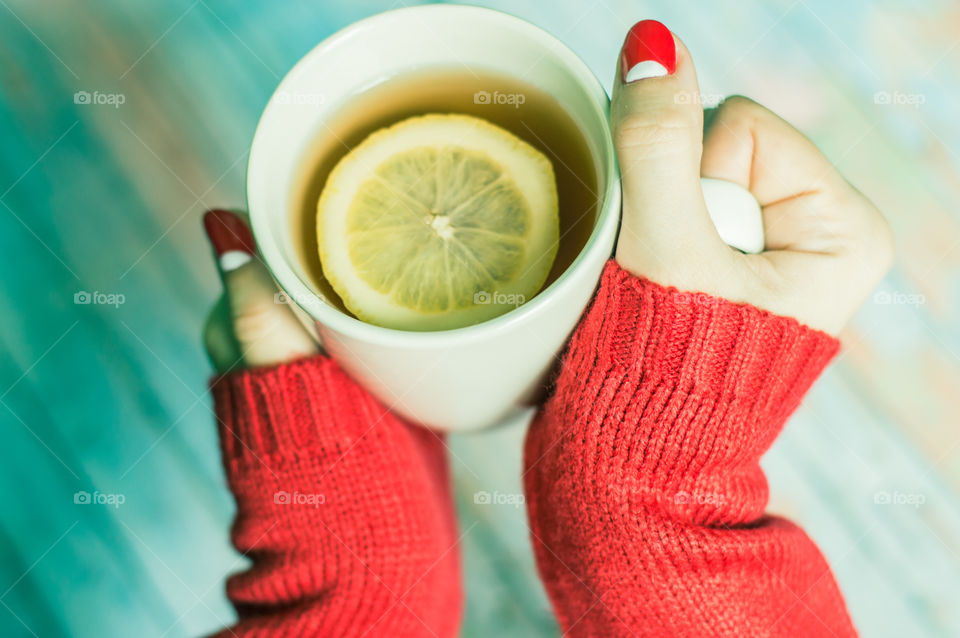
[203,209,318,370]
[612,21,725,277]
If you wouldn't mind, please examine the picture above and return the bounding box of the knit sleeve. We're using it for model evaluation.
[524,260,857,637]
[208,355,461,638]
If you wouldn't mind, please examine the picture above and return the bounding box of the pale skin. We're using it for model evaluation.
[204,250,318,372]
[204,32,893,369]
[612,35,893,336]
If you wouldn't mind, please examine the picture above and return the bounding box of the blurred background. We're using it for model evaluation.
[1,0,959,636]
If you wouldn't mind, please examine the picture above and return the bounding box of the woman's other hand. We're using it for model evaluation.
[612,20,893,335]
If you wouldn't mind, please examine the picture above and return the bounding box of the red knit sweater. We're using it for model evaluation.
[210,260,857,637]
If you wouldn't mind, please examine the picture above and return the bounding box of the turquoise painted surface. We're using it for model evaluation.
[0,0,958,636]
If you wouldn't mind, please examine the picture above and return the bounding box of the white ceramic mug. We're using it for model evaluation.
[247,5,621,431]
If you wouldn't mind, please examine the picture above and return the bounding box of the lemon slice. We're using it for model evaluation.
[317,113,559,331]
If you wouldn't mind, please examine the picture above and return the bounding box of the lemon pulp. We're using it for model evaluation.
[317,113,559,331]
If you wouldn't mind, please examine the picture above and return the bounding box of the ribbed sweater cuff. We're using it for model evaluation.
[556,260,840,521]
[209,355,463,637]
[588,260,839,393]
[210,355,380,467]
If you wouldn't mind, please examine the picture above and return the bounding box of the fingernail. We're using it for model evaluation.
[203,209,255,272]
[621,20,677,82]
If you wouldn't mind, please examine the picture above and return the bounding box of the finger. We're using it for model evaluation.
[700,96,854,252]
[611,20,721,253]
[701,98,894,333]
[203,209,318,369]
[203,295,242,373]
[701,96,841,206]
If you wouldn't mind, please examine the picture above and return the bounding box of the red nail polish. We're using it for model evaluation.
[621,20,677,82]
[203,209,256,271]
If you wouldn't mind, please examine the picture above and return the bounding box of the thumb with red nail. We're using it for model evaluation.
[611,20,893,335]
[202,209,318,372]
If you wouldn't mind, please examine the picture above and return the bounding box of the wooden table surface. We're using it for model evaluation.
[1,0,958,636]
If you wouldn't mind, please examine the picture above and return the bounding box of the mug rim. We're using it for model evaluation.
[247,3,620,348]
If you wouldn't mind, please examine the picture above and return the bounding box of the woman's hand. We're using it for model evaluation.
[202,209,318,371]
[612,20,893,335]
[202,209,463,637]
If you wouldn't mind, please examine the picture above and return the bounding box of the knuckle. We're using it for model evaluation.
[614,108,700,154]
[231,300,282,344]
[713,95,765,128]
[718,94,759,113]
